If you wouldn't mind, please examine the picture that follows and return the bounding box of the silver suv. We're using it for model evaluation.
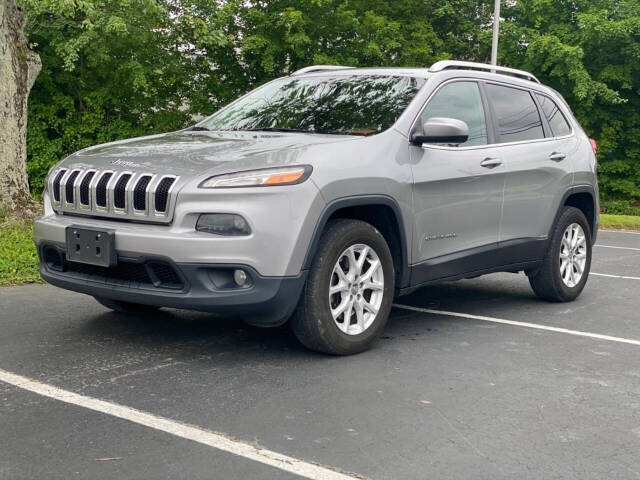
[35,61,599,355]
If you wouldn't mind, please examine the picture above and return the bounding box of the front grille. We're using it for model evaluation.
[155,177,175,213]
[133,175,152,211]
[96,172,113,207]
[52,170,66,202]
[113,174,132,209]
[79,171,95,205]
[65,171,80,203]
[50,168,178,223]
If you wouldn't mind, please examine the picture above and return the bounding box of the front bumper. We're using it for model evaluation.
[37,242,306,326]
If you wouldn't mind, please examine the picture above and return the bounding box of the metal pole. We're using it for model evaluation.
[491,0,501,67]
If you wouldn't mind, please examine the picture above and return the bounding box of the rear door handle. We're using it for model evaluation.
[480,157,502,169]
[549,152,566,162]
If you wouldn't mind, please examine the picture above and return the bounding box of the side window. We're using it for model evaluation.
[419,81,488,146]
[535,93,572,137]
[485,84,544,143]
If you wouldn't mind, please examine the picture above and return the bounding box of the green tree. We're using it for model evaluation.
[20,0,640,212]
[492,0,640,211]
[20,0,220,192]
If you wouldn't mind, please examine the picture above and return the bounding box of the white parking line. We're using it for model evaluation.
[393,304,640,346]
[595,245,640,252]
[0,369,361,480]
[591,272,640,281]
[601,230,640,235]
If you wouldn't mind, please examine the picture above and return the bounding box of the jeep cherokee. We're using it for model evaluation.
[34,61,599,355]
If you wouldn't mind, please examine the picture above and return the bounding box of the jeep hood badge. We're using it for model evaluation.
[110,159,143,168]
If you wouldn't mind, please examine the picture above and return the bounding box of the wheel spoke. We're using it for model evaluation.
[346,247,358,278]
[329,281,348,295]
[356,246,369,272]
[569,263,576,286]
[571,227,579,248]
[335,264,349,284]
[360,260,380,283]
[332,296,351,317]
[363,280,383,291]
[343,300,354,331]
[354,301,365,331]
[362,299,378,315]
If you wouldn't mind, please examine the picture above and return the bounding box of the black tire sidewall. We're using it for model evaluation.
[303,220,395,354]
[548,208,592,301]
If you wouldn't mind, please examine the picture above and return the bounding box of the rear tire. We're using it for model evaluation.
[528,206,592,302]
[94,296,161,315]
[291,219,395,355]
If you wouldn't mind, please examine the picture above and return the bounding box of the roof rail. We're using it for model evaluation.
[291,65,354,76]
[428,60,540,84]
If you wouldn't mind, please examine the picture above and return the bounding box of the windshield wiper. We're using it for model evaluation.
[188,125,211,131]
[246,128,314,134]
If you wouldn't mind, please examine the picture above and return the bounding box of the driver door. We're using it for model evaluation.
[409,80,505,283]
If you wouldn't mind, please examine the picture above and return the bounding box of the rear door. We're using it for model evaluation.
[484,83,576,252]
[409,80,505,282]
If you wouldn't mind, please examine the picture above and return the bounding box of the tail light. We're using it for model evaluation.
[589,138,597,154]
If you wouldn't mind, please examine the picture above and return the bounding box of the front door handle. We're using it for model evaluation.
[549,152,566,162]
[480,157,502,169]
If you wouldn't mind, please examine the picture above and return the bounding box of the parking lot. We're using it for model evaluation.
[1,230,639,479]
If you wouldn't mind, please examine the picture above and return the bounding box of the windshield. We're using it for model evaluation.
[199,74,425,135]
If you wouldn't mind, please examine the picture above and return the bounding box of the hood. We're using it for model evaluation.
[60,130,359,177]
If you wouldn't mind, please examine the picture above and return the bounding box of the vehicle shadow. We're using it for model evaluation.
[76,275,537,359]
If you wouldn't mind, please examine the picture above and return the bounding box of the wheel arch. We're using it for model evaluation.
[302,195,410,289]
[552,185,598,244]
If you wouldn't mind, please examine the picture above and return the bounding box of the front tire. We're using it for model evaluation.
[528,206,592,302]
[291,219,395,355]
[94,296,161,315]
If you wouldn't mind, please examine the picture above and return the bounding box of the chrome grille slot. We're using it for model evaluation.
[133,175,152,211]
[49,168,179,223]
[155,177,175,213]
[52,170,66,203]
[64,170,80,205]
[113,173,132,210]
[95,172,113,208]
[79,171,96,206]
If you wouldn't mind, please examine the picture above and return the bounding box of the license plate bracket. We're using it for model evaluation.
[65,226,117,267]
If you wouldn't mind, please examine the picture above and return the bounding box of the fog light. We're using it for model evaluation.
[196,213,251,236]
[233,269,248,287]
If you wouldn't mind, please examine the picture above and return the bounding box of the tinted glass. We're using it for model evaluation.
[201,75,425,135]
[535,93,572,137]
[486,84,544,143]
[419,81,488,146]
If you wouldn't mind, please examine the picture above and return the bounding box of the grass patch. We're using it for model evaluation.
[0,216,42,286]
[600,213,640,232]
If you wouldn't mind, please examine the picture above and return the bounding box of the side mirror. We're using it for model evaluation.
[411,117,469,145]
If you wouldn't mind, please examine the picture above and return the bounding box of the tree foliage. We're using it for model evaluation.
[20,0,640,210]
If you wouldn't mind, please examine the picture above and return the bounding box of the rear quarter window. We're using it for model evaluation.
[535,94,572,137]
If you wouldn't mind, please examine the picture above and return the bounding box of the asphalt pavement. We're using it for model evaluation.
[1,230,639,479]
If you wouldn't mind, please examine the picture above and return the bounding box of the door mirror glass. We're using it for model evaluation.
[411,117,469,145]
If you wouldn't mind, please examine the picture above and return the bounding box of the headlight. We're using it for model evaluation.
[199,165,312,188]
